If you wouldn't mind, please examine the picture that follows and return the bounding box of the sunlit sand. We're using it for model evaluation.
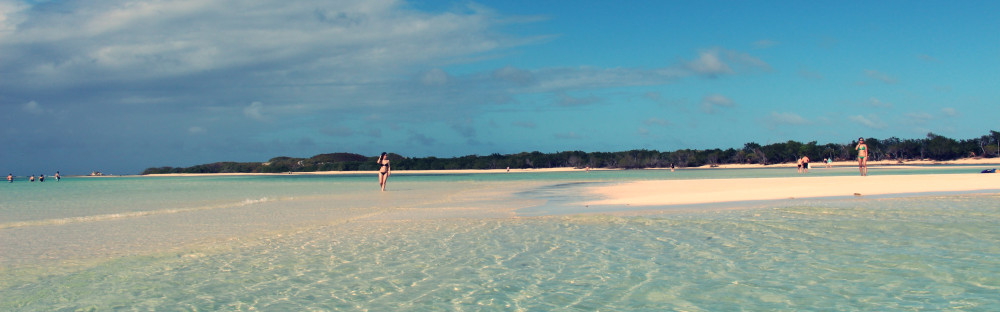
[584,172,999,207]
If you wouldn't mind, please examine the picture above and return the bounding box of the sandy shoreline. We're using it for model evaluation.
[136,167,590,177]
[121,158,1000,177]
[584,173,999,207]
[694,157,1000,169]
[130,157,1000,177]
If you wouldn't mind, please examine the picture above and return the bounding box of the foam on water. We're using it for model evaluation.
[2,170,999,310]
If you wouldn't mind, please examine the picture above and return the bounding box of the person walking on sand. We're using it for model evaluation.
[376,152,391,191]
[856,137,869,176]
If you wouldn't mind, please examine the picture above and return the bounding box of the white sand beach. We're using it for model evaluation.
[584,172,999,207]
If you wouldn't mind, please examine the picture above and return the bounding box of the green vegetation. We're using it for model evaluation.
[142,131,1000,175]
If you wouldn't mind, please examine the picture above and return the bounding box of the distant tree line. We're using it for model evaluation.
[142,131,1000,175]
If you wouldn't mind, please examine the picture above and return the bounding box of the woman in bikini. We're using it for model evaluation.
[376,152,391,191]
[856,137,868,176]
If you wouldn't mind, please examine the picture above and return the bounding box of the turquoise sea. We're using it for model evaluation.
[2,166,999,311]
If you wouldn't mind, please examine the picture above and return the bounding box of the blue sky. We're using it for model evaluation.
[2,0,998,175]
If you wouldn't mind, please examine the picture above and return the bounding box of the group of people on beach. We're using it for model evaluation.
[374,137,871,191]
[797,137,869,176]
[7,171,60,183]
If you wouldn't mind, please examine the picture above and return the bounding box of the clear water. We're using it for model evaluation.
[2,167,999,310]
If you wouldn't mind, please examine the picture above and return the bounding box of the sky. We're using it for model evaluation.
[2,0,998,175]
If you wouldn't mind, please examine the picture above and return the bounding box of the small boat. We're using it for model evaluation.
[981,168,996,173]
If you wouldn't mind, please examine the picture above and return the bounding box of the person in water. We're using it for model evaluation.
[376,152,391,191]
[856,137,869,176]
[39,174,45,182]
[55,171,60,181]
[7,173,12,183]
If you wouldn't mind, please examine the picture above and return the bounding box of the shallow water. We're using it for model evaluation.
[2,168,999,310]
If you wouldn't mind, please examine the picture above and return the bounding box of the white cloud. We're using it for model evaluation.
[849,114,887,129]
[683,48,770,77]
[244,102,266,121]
[723,49,772,72]
[22,100,44,114]
[685,49,732,76]
[700,94,735,114]
[1,0,530,90]
[0,0,28,40]
[188,126,206,134]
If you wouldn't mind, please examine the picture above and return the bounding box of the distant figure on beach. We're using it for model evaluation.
[670,163,675,172]
[506,166,510,173]
[585,166,590,172]
[376,152,391,191]
[856,137,869,176]
[7,173,12,183]
[801,156,810,173]
[826,158,832,168]
[55,171,60,181]
[29,175,35,182]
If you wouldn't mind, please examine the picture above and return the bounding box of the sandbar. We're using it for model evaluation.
[141,167,593,177]
[584,173,999,207]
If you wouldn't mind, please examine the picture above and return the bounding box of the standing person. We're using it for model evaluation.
[39,174,45,182]
[29,174,35,182]
[376,152,391,192]
[856,137,869,176]
[7,173,12,183]
[55,171,60,181]
[801,156,810,173]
